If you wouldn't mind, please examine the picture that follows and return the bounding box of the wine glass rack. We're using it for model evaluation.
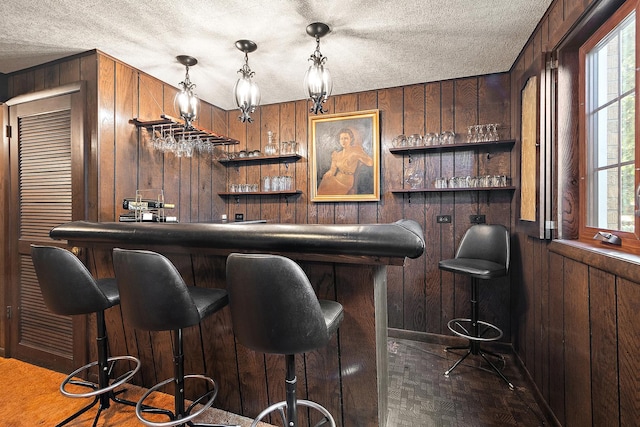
[131,114,239,146]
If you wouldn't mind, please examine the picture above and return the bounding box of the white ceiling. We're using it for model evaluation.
[0,0,553,110]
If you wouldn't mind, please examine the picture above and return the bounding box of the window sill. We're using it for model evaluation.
[549,239,640,283]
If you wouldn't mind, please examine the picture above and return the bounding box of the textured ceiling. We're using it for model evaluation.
[0,0,553,111]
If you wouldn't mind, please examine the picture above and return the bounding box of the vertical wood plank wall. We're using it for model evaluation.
[511,0,640,426]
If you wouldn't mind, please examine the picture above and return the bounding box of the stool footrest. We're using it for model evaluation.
[447,318,503,342]
[60,355,141,399]
[251,399,336,427]
[135,374,218,427]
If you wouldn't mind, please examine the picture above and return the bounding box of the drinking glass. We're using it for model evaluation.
[392,135,407,148]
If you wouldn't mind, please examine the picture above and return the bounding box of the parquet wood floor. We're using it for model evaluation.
[387,338,553,426]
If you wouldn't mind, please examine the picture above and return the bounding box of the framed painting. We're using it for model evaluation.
[309,109,380,202]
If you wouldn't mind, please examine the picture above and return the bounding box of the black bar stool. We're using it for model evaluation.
[438,224,514,389]
[112,248,238,427]
[225,253,344,427]
[30,245,144,426]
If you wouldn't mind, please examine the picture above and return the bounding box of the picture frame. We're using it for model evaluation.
[309,109,380,202]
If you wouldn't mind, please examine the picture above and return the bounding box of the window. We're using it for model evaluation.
[580,0,640,252]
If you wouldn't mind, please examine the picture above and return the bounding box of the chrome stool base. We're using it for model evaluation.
[444,318,513,389]
[56,355,143,427]
[135,374,226,427]
[250,399,336,427]
[60,355,140,398]
[446,318,503,342]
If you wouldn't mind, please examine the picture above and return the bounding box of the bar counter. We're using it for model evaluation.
[51,219,425,427]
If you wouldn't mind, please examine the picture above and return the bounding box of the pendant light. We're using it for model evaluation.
[233,40,261,123]
[175,55,199,129]
[304,22,332,115]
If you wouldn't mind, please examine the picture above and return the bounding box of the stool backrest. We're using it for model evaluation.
[226,253,330,355]
[456,224,510,270]
[30,245,114,315]
[112,248,202,331]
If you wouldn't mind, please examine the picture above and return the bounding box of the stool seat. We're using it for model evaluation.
[226,253,343,427]
[30,245,145,426]
[438,258,506,279]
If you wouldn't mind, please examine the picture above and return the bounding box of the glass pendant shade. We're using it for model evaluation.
[304,63,332,112]
[234,76,260,121]
[175,89,199,126]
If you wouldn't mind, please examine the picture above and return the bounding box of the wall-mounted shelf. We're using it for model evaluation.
[390,139,515,155]
[391,186,516,193]
[219,190,302,205]
[218,154,302,165]
[219,190,302,197]
[131,114,239,146]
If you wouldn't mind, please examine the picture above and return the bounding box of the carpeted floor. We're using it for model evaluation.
[0,357,270,426]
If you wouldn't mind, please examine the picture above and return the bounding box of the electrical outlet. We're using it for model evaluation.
[470,214,486,224]
[436,215,451,224]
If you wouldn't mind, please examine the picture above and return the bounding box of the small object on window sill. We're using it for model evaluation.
[593,231,622,246]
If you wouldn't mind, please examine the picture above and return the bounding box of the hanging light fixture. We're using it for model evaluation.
[304,22,332,115]
[175,55,200,129]
[233,40,261,123]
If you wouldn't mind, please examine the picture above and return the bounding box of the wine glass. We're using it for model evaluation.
[163,128,177,153]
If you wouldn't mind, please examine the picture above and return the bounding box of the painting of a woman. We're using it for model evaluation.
[317,128,373,195]
[310,109,380,202]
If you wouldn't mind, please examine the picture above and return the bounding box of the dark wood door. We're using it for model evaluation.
[6,84,87,372]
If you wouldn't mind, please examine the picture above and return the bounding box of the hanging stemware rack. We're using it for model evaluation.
[131,114,239,146]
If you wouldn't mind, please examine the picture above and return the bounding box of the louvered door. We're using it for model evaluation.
[7,84,86,372]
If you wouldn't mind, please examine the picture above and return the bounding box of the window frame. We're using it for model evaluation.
[579,0,640,253]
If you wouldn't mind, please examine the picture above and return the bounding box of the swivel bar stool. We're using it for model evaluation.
[30,245,143,426]
[112,248,238,427]
[438,224,514,389]
[226,253,344,427]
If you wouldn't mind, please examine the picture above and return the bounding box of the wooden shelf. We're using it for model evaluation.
[131,114,239,146]
[219,190,302,197]
[391,186,516,193]
[218,154,302,165]
[390,139,515,154]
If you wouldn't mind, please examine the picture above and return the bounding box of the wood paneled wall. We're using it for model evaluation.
[510,0,640,425]
[516,238,640,426]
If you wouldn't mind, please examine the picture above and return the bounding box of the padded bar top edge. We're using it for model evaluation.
[50,220,426,260]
